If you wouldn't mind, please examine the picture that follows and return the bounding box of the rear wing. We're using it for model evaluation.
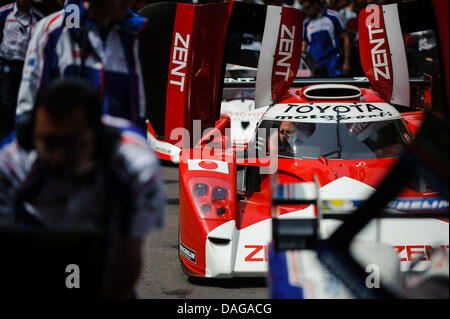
[223,76,430,88]
[139,1,233,144]
[138,1,303,153]
[358,1,447,112]
[222,77,432,114]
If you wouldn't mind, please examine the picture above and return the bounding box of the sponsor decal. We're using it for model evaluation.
[368,24,390,81]
[275,24,295,80]
[221,111,263,119]
[244,245,269,262]
[224,77,256,83]
[387,199,449,211]
[179,242,196,264]
[264,103,400,123]
[169,32,190,92]
[393,245,449,262]
[356,162,366,167]
[320,198,449,212]
[245,245,450,264]
[359,5,396,104]
[270,6,303,105]
[321,199,362,212]
[187,159,229,174]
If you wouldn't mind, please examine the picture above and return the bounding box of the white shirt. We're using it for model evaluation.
[0,3,42,61]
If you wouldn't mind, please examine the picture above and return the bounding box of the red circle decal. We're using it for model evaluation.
[198,161,219,170]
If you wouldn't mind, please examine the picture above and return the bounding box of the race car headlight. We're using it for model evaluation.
[189,177,232,221]
[201,204,211,213]
[212,187,227,201]
[194,183,208,197]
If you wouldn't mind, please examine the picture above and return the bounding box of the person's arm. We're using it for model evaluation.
[134,39,147,131]
[332,13,349,76]
[342,31,351,76]
[0,137,32,223]
[0,5,13,46]
[302,40,308,52]
[302,18,309,53]
[16,15,57,116]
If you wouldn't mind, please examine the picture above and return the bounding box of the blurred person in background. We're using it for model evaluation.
[262,0,283,5]
[342,0,366,76]
[0,78,166,298]
[404,30,437,77]
[325,0,340,11]
[0,0,43,141]
[302,0,350,76]
[16,0,148,133]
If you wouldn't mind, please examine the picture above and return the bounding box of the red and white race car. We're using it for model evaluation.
[138,0,448,283]
[178,83,448,278]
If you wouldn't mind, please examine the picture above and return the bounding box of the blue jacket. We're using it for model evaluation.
[303,7,345,77]
[16,0,148,129]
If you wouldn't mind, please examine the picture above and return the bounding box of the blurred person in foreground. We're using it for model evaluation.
[16,0,148,132]
[0,78,166,298]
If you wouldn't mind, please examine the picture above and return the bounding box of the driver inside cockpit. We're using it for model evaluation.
[278,121,316,157]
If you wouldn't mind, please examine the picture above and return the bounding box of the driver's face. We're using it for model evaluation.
[279,122,296,145]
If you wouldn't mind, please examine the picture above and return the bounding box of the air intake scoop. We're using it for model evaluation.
[303,84,362,100]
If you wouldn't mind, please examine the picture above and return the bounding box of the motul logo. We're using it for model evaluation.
[368,25,390,81]
[275,24,295,80]
[170,32,190,92]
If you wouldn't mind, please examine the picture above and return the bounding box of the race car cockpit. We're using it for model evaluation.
[259,118,412,160]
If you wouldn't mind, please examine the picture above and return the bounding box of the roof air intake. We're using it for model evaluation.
[303,84,362,100]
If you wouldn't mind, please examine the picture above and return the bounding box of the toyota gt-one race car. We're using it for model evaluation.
[178,85,448,279]
[137,1,448,282]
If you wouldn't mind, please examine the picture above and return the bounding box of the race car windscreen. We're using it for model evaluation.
[259,119,412,160]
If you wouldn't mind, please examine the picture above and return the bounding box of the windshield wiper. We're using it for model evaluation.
[321,110,343,159]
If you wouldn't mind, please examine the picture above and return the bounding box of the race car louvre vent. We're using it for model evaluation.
[303,84,362,100]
